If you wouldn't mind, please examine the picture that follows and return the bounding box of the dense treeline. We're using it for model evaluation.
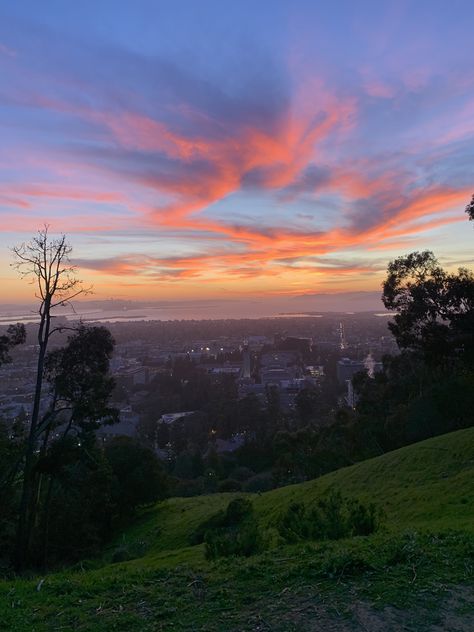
[0,420,168,569]
[0,323,168,570]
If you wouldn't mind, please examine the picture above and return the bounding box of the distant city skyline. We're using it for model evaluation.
[1,1,473,304]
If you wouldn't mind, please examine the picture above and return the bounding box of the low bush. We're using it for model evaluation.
[110,537,149,563]
[191,497,264,559]
[225,497,253,524]
[348,498,381,536]
[277,491,382,543]
[189,510,226,546]
[204,520,262,560]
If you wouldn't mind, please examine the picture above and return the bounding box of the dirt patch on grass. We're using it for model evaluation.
[230,585,474,632]
[429,586,474,632]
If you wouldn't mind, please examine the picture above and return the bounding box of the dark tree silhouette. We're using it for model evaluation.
[34,325,118,568]
[466,194,474,222]
[104,437,168,518]
[0,323,26,366]
[11,227,90,571]
[382,251,474,366]
[43,324,118,437]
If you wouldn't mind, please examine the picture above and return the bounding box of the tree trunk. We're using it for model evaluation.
[14,304,50,571]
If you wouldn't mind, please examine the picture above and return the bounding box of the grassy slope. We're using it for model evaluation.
[2,428,474,631]
[120,426,474,561]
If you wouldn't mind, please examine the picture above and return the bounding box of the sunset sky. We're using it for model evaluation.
[1,1,473,306]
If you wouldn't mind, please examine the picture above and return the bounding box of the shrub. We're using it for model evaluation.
[110,538,149,563]
[348,499,382,536]
[313,491,348,540]
[277,502,309,543]
[204,520,262,560]
[224,497,253,524]
[277,491,382,543]
[192,497,264,559]
[189,510,226,545]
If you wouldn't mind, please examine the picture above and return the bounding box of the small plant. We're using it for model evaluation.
[204,520,262,560]
[277,502,309,543]
[224,497,253,524]
[277,491,382,543]
[191,498,264,559]
[313,490,348,540]
[191,497,255,545]
[189,510,226,546]
[110,537,149,563]
[348,499,382,536]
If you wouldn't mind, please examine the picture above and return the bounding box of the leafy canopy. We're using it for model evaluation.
[382,250,474,366]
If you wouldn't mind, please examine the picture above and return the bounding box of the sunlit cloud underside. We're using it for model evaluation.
[1,1,473,302]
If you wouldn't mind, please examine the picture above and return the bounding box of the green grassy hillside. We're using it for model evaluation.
[116,426,474,562]
[2,428,474,631]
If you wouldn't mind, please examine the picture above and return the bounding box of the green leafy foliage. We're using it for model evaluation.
[277,491,382,543]
[204,519,262,560]
[191,497,264,559]
[382,250,474,367]
[0,323,25,366]
[44,325,118,432]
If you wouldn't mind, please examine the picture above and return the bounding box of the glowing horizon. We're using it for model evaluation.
[1,1,473,304]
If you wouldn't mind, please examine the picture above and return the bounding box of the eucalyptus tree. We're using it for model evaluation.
[11,226,90,570]
[382,251,474,368]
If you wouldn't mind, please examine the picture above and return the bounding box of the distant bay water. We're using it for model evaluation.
[0,305,325,325]
[0,293,388,325]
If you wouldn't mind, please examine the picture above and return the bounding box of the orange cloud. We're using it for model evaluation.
[90,93,356,227]
[2,55,471,299]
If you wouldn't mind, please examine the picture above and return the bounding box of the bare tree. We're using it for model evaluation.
[11,226,90,570]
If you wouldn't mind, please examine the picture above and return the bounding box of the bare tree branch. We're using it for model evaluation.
[11,225,93,571]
